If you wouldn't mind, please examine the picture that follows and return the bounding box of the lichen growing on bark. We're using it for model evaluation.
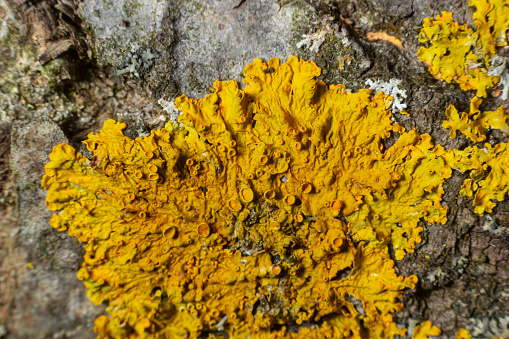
[41,56,453,338]
[417,0,509,97]
[442,97,509,143]
[418,0,509,219]
[445,141,509,215]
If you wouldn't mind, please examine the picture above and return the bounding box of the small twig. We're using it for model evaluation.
[233,0,246,9]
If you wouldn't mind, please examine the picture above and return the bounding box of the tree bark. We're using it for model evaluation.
[0,0,507,338]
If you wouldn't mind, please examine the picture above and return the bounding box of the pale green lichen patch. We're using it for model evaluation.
[78,0,168,66]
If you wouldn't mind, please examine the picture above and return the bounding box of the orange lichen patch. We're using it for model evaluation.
[443,97,509,142]
[412,320,441,338]
[270,264,282,275]
[197,223,211,237]
[284,194,296,205]
[264,190,276,199]
[42,57,453,338]
[163,226,177,239]
[240,187,254,202]
[300,182,312,193]
[445,142,509,215]
[331,200,342,210]
[228,199,242,211]
[366,32,406,50]
[417,0,509,97]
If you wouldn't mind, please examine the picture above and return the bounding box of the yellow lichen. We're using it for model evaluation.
[422,0,509,218]
[42,57,453,338]
[417,0,509,97]
[456,328,472,339]
[445,141,509,215]
[412,320,441,339]
[470,0,509,53]
[442,97,509,142]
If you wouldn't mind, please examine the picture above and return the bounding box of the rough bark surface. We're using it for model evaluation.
[0,0,508,338]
